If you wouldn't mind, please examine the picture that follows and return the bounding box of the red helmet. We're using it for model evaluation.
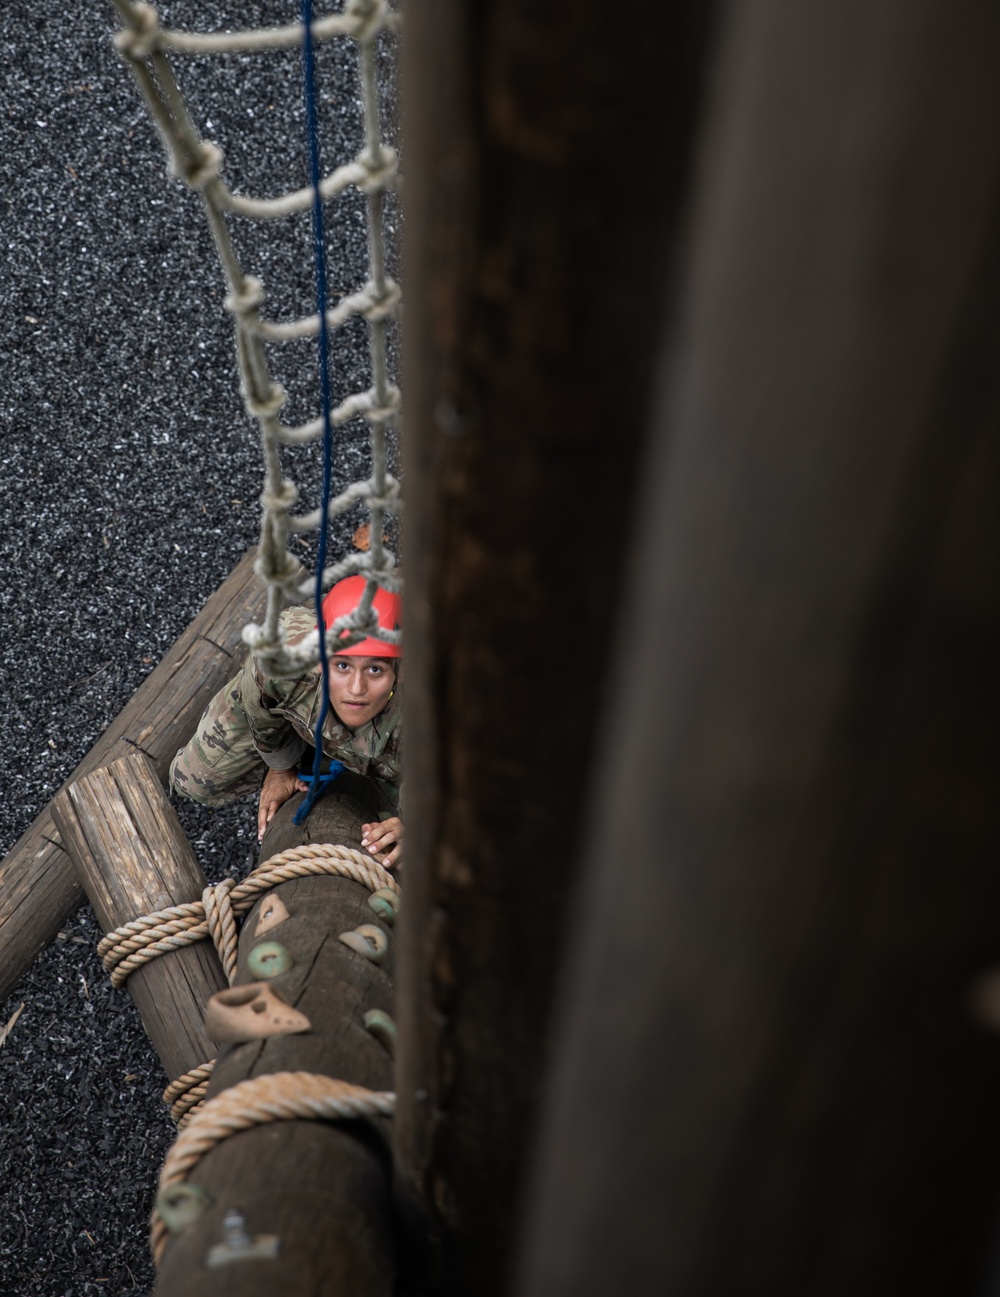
[319,575,402,658]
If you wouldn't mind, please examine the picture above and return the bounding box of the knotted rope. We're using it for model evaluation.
[125,844,398,1126]
[152,1071,396,1262]
[98,843,398,989]
[109,0,404,678]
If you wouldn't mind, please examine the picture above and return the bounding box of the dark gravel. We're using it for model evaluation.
[0,4,398,1292]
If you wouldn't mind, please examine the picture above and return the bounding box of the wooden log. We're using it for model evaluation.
[155,773,399,1296]
[0,546,266,1004]
[396,0,712,1292]
[51,753,226,1085]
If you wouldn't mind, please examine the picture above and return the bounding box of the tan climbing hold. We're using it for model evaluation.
[205,982,311,1044]
[254,893,291,936]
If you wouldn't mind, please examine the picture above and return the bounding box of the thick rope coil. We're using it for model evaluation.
[99,844,398,988]
[151,1071,396,1262]
[162,1061,216,1127]
[202,879,238,984]
[98,907,211,988]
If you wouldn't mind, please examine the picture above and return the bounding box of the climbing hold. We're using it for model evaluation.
[363,1008,396,1055]
[205,982,311,1044]
[338,923,388,964]
[367,887,399,926]
[247,941,293,979]
[156,1183,212,1234]
[254,894,291,936]
[206,1208,280,1268]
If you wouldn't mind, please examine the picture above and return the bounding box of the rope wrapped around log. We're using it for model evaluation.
[162,1061,216,1127]
[97,843,399,988]
[151,1071,396,1263]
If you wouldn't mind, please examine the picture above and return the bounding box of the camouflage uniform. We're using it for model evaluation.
[169,606,402,815]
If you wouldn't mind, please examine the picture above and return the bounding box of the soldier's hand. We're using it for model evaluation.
[258,767,307,840]
[361,817,404,870]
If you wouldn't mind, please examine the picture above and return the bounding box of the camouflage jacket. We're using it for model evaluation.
[237,606,403,814]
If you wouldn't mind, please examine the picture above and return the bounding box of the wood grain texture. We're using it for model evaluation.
[52,754,226,1084]
[515,2,1000,1295]
[0,547,266,1003]
[395,2,713,1293]
[154,776,399,1297]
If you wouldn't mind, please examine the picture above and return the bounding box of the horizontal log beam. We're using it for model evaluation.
[52,753,226,1085]
[0,547,266,1004]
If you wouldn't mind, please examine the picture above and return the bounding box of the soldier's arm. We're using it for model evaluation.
[257,766,308,839]
[233,605,318,771]
[233,653,308,771]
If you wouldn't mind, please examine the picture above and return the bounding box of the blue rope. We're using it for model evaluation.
[294,0,337,827]
[298,760,345,793]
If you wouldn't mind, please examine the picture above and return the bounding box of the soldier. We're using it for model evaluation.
[169,575,404,866]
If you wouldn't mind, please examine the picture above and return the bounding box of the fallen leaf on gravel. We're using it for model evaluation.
[353,522,390,551]
[0,1001,25,1048]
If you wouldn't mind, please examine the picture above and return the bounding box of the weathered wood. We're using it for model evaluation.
[0,546,266,1004]
[155,775,398,1297]
[513,2,1000,1296]
[396,0,713,1292]
[51,753,226,1085]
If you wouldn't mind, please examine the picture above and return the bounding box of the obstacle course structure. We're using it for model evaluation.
[3,0,1000,1294]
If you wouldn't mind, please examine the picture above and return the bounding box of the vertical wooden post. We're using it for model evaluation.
[397,1,712,1291]
[52,753,225,1085]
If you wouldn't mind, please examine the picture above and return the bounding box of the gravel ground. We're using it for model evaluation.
[0,4,398,1292]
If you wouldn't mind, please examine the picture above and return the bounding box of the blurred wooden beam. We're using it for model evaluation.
[516,1,1000,1294]
[396,1,713,1291]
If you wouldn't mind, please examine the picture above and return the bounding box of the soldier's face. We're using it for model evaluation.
[327,655,396,729]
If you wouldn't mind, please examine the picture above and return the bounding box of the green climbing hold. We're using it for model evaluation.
[247,940,293,979]
[363,1008,396,1055]
[156,1183,212,1234]
[338,924,388,964]
[367,887,399,926]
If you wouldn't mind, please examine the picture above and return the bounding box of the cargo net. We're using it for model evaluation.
[110,0,402,676]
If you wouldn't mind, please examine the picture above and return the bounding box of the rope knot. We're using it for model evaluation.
[100,845,397,988]
[346,0,385,43]
[259,478,298,514]
[225,275,266,319]
[253,546,304,587]
[177,140,224,191]
[362,276,402,323]
[245,382,288,420]
[364,383,401,425]
[355,145,398,193]
[328,602,380,645]
[113,2,161,60]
